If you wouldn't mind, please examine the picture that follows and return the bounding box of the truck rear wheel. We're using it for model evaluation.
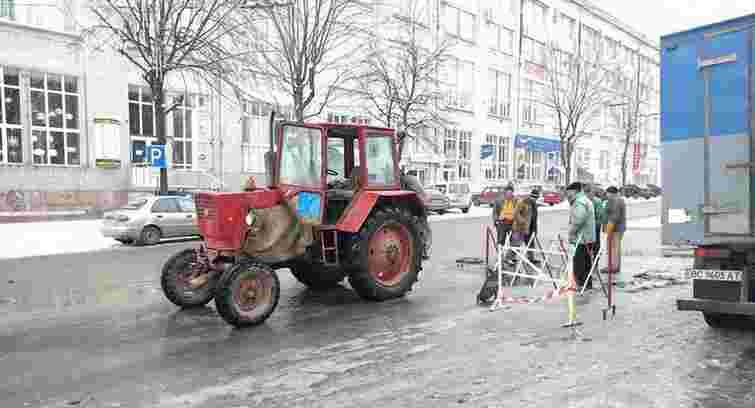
[161,249,217,307]
[215,262,280,328]
[349,208,422,301]
[289,263,345,290]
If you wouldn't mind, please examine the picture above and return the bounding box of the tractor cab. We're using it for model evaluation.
[276,122,401,226]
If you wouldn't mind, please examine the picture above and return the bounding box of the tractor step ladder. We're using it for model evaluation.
[320,226,339,266]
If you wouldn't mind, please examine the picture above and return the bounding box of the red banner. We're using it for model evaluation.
[632,142,641,175]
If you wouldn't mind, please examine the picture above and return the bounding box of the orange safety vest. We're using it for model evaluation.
[499,200,514,222]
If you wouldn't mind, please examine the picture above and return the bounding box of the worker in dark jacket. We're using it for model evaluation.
[602,186,626,279]
[526,188,541,264]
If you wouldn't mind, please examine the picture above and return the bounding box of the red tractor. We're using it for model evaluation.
[160,118,431,327]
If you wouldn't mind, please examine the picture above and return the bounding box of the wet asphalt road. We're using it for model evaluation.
[1,200,753,408]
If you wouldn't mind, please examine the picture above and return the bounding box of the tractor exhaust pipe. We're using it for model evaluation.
[266,110,276,188]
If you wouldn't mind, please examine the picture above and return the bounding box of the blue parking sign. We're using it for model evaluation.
[148,145,166,168]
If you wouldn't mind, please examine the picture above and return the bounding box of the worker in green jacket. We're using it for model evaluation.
[584,184,607,263]
[565,182,596,290]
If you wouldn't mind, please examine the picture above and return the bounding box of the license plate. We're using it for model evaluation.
[685,269,742,281]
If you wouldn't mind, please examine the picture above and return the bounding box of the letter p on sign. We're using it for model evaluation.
[148,145,166,169]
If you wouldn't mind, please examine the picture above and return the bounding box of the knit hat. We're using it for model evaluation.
[566,182,582,191]
[606,186,619,194]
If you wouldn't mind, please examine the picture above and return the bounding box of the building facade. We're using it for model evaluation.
[369,0,661,191]
[0,0,660,216]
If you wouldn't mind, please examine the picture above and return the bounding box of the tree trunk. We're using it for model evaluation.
[294,86,305,123]
[620,132,631,187]
[151,78,168,194]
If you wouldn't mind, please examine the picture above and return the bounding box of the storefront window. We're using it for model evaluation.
[0,66,22,164]
[30,71,80,165]
[129,85,156,166]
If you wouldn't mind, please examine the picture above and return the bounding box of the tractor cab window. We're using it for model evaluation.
[279,125,323,187]
[327,137,345,183]
[365,135,396,185]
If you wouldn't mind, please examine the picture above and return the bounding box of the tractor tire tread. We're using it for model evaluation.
[161,248,216,308]
[214,261,280,328]
[348,207,423,301]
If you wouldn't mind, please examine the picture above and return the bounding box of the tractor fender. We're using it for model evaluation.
[336,190,425,233]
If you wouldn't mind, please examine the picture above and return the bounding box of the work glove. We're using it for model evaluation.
[606,223,615,235]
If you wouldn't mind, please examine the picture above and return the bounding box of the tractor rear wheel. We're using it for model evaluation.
[349,207,422,301]
[215,261,280,328]
[289,262,345,290]
[161,248,218,307]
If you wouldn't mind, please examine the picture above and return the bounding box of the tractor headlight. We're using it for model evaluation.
[245,209,257,226]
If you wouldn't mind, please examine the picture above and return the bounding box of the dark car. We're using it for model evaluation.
[588,183,606,199]
[621,184,653,199]
[646,184,662,196]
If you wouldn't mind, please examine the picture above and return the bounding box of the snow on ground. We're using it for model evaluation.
[627,216,661,229]
[0,220,121,260]
[0,197,659,260]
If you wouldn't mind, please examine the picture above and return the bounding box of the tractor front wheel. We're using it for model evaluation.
[289,262,345,290]
[161,248,218,307]
[215,262,280,328]
[349,208,422,301]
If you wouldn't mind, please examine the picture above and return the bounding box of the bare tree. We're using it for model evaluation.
[244,0,369,122]
[542,42,611,185]
[609,52,652,187]
[357,5,452,157]
[88,0,268,192]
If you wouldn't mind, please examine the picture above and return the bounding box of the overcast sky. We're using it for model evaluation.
[593,1,754,42]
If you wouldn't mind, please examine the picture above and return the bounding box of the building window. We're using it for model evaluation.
[30,71,80,166]
[0,66,22,164]
[242,101,273,173]
[577,147,591,168]
[482,134,509,181]
[129,85,156,166]
[443,128,472,181]
[522,0,547,39]
[581,25,602,59]
[521,79,542,127]
[442,4,476,43]
[522,37,546,66]
[600,150,610,170]
[0,0,14,20]
[440,57,474,111]
[553,13,576,50]
[488,23,514,54]
[171,94,206,170]
[488,69,511,118]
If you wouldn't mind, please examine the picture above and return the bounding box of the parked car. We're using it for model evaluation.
[588,183,606,199]
[434,182,473,213]
[101,195,200,245]
[424,188,451,214]
[541,188,563,206]
[471,185,507,206]
[620,184,653,199]
[646,184,662,196]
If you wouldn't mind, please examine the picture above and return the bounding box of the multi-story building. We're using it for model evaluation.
[0,0,659,216]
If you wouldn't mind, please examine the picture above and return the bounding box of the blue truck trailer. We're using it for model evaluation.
[661,14,755,328]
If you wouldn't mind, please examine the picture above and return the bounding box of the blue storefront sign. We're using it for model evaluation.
[514,134,560,153]
[480,144,495,160]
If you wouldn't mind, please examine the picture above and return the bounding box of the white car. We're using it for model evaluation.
[433,182,473,213]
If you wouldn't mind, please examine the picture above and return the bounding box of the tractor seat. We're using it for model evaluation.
[326,188,355,201]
